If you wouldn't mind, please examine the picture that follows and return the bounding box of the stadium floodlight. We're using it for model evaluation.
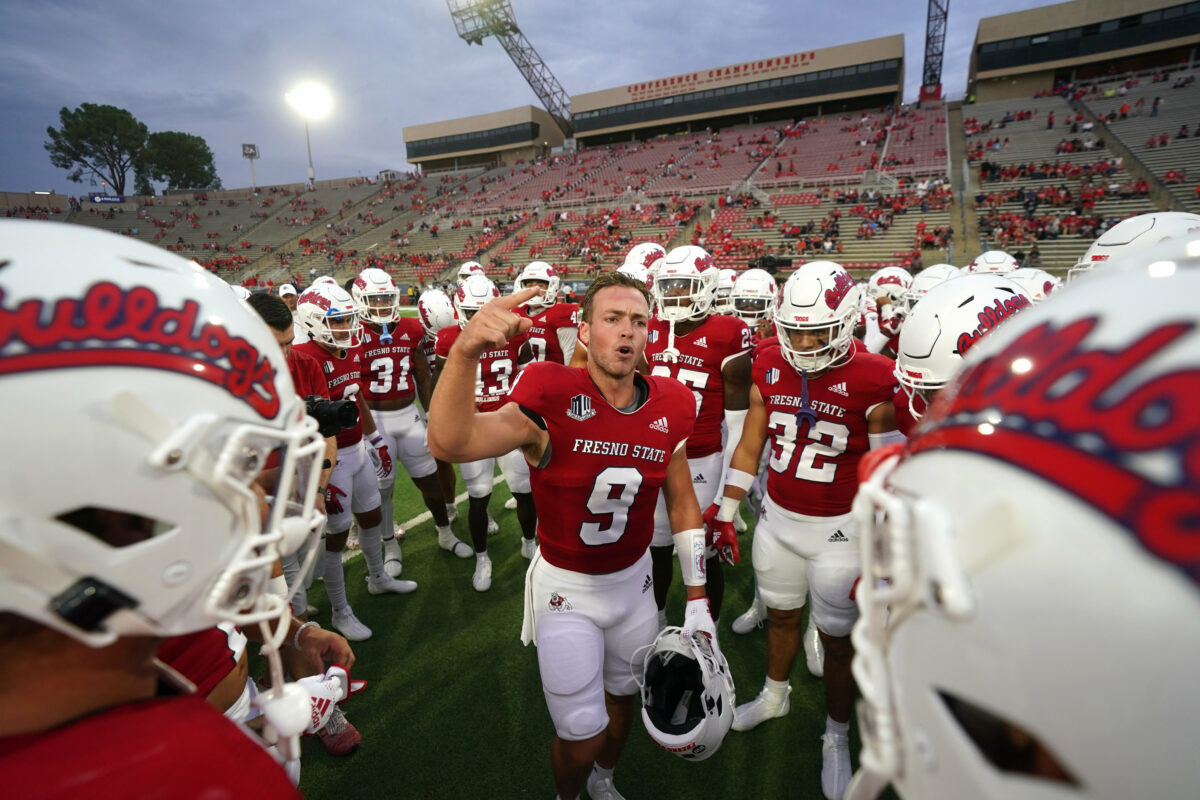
[445,0,573,137]
[285,82,332,186]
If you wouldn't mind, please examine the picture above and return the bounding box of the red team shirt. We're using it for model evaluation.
[520,302,580,364]
[360,318,425,402]
[754,345,897,516]
[507,364,695,574]
[157,624,246,697]
[645,315,750,458]
[1,695,299,799]
[287,347,331,400]
[435,326,526,412]
[294,340,365,448]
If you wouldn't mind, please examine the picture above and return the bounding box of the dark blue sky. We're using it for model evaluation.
[0,0,1050,196]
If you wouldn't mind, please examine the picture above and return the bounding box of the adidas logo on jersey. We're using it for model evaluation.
[399,332,410,341]
[693,336,708,348]
[642,574,653,594]
[827,530,849,543]
[829,382,849,397]
[649,416,670,433]
[693,473,705,483]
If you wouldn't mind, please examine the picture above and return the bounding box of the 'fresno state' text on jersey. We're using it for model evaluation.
[294,339,365,448]
[508,363,695,574]
[361,317,425,402]
[645,314,750,457]
[435,326,525,411]
[521,302,579,364]
[754,346,896,516]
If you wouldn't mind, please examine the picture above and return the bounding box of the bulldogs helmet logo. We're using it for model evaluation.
[299,289,331,312]
[954,294,1031,356]
[642,250,665,269]
[694,253,715,272]
[915,317,1200,585]
[0,282,282,418]
[824,271,855,311]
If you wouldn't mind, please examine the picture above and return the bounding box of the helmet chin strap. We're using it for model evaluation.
[662,318,680,362]
[796,369,819,429]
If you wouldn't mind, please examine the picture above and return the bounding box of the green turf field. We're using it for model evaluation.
[291,470,894,800]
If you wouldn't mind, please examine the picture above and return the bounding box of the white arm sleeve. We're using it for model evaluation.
[556,326,578,364]
[720,407,748,481]
[869,429,906,449]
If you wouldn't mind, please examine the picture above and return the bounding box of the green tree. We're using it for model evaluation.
[44,103,147,196]
[137,130,222,193]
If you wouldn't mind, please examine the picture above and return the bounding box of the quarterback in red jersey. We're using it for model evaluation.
[435,275,527,590]
[707,261,903,800]
[646,245,753,623]
[295,282,417,643]
[353,269,458,577]
[428,273,716,800]
[0,222,336,798]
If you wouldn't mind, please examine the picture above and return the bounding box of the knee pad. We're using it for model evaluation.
[537,616,608,741]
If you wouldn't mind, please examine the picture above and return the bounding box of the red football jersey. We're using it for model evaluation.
[645,314,750,457]
[1,695,299,800]
[754,347,897,516]
[421,333,437,370]
[520,301,580,364]
[360,318,425,402]
[157,623,246,698]
[287,347,330,400]
[435,326,525,412]
[294,340,365,448]
[893,387,925,437]
[508,363,695,574]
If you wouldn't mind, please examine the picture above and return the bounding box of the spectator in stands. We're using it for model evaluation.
[1178,125,1191,140]
[1152,97,1161,117]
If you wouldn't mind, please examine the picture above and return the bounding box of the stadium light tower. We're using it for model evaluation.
[446,0,574,138]
[286,82,332,186]
[921,0,949,102]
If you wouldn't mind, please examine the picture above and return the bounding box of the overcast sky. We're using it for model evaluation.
[1,0,1053,196]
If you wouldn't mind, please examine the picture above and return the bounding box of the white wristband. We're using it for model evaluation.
[368,432,384,447]
[292,620,320,650]
[672,528,707,586]
[716,495,741,523]
[724,468,756,493]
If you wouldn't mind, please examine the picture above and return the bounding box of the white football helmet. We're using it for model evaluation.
[230,284,252,301]
[730,268,778,326]
[457,261,485,283]
[965,250,1019,274]
[454,274,499,328]
[713,268,738,314]
[849,249,1200,800]
[653,245,718,322]
[311,275,338,289]
[867,266,913,305]
[900,264,959,314]
[1067,211,1200,281]
[1006,268,1062,303]
[894,274,1031,419]
[775,261,861,373]
[637,628,736,761]
[350,267,400,325]
[297,283,362,350]
[616,262,654,289]
[514,260,560,309]
[417,289,456,336]
[623,242,667,275]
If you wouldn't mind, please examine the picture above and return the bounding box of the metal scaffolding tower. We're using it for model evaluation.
[446,0,574,137]
[922,0,949,101]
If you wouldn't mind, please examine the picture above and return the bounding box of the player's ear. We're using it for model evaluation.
[578,321,591,348]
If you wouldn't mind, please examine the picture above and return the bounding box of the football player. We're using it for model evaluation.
[865,266,913,357]
[646,246,752,626]
[352,269,458,577]
[295,283,417,642]
[0,222,330,797]
[417,288,463,523]
[706,261,903,800]
[434,275,526,591]
[428,271,715,800]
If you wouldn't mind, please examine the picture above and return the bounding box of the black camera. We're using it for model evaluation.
[304,395,359,438]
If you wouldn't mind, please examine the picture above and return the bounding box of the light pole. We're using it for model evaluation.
[285,83,332,187]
